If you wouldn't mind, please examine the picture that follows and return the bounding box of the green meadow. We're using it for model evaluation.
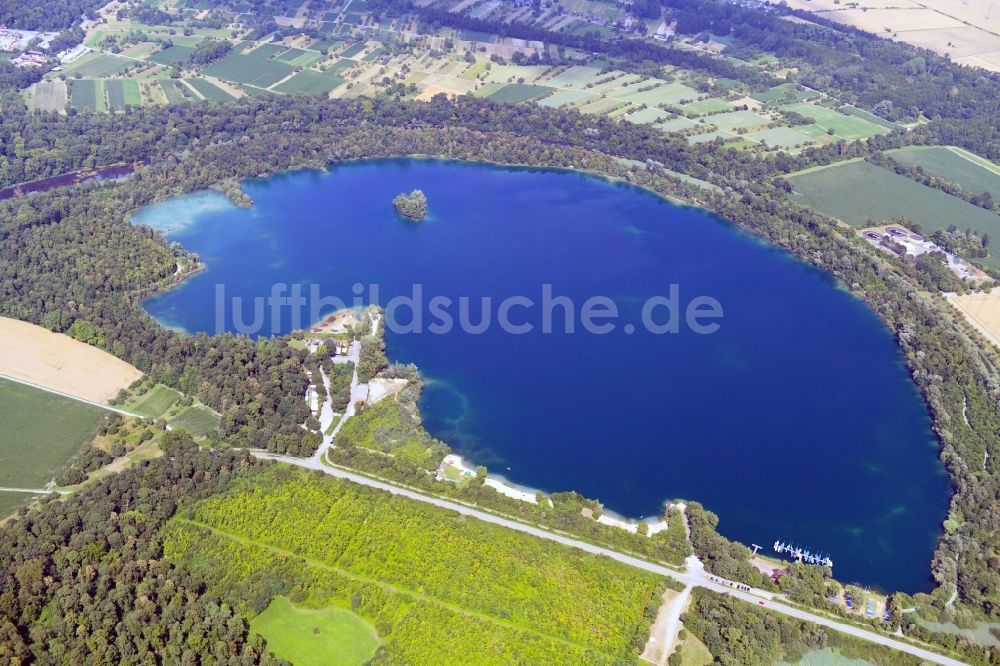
[251,597,380,666]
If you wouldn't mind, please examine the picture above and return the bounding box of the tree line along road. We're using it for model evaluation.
[252,451,967,666]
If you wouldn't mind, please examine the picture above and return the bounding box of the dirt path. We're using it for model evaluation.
[641,585,692,664]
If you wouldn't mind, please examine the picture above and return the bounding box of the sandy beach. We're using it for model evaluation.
[309,308,361,335]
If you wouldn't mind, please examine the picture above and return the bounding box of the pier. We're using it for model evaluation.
[774,540,833,568]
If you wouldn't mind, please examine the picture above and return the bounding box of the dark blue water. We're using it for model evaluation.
[137,159,949,592]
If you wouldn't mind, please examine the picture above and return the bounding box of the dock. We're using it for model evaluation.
[773,540,833,568]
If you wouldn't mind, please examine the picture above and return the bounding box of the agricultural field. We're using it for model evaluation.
[59,51,133,78]
[0,317,143,403]
[786,160,1000,269]
[703,110,770,131]
[486,83,553,103]
[122,384,181,418]
[184,77,237,101]
[70,79,102,111]
[159,79,194,103]
[744,126,815,148]
[946,290,1000,349]
[148,44,197,66]
[28,80,67,113]
[780,102,891,140]
[119,382,220,439]
[164,466,669,666]
[0,491,37,521]
[0,377,106,489]
[203,48,297,89]
[273,69,344,94]
[887,146,1000,198]
[49,8,890,157]
[104,79,141,110]
[250,597,380,666]
[771,0,1000,72]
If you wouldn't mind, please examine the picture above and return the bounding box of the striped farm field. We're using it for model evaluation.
[70,79,102,111]
[62,52,132,78]
[0,377,106,488]
[29,80,67,112]
[787,160,1000,268]
[887,146,1000,198]
[486,83,553,103]
[104,79,141,110]
[185,77,236,101]
[780,103,891,140]
[273,70,344,94]
[158,79,192,104]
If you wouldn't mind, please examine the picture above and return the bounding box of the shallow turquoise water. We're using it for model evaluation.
[136,159,950,592]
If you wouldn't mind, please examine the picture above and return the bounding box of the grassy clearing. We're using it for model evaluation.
[888,145,1000,198]
[170,404,220,439]
[677,630,713,665]
[0,378,106,487]
[251,596,380,666]
[787,160,1000,267]
[123,384,181,418]
[336,395,440,468]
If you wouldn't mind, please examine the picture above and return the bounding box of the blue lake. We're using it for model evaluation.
[136,159,949,592]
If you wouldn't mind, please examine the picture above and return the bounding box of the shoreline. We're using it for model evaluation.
[129,155,951,591]
[438,453,673,533]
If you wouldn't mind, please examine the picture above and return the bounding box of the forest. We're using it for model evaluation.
[0,450,283,663]
[683,589,922,665]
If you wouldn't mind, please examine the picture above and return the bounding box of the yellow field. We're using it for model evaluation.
[946,291,1000,349]
[0,317,143,403]
[771,0,1000,73]
[816,7,963,32]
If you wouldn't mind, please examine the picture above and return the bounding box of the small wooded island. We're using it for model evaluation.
[393,189,427,221]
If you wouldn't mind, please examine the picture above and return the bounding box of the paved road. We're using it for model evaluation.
[0,487,70,495]
[253,452,966,666]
